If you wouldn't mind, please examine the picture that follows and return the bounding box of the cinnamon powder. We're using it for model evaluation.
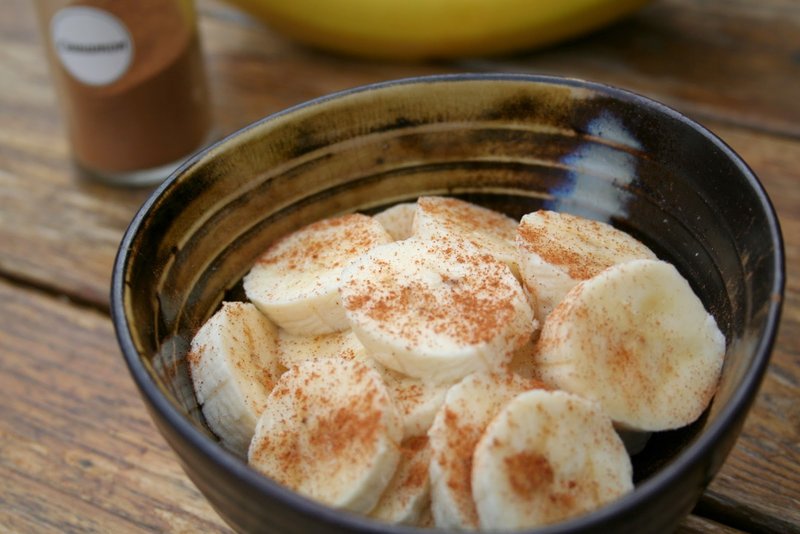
[40,0,211,174]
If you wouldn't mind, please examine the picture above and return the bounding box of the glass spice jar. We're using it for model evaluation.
[35,0,213,186]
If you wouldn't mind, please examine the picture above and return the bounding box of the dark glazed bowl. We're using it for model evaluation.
[111,74,784,533]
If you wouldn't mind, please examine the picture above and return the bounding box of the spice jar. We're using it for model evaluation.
[36,0,213,185]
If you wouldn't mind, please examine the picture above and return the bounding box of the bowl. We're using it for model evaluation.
[220,0,649,60]
[111,74,784,533]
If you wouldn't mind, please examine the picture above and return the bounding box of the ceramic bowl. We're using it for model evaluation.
[220,0,649,60]
[111,74,784,533]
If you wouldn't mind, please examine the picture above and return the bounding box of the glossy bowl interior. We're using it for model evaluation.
[112,74,784,533]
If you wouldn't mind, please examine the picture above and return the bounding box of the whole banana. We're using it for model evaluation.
[222,0,649,59]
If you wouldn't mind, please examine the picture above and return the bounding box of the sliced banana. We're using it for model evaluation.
[370,435,432,525]
[472,389,633,530]
[278,329,451,438]
[503,335,541,381]
[340,237,535,383]
[277,328,369,369]
[243,213,392,336]
[248,358,402,513]
[417,505,434,528]
[382,368,453,438]
[427,372,544,530]
[187,302,281,455]
[414,196,521,278]
[535,258,726,432]
[374,202,417,241]
[516,209,656,321]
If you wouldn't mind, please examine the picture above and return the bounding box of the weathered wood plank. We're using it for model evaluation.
[681,514,748,534]
[0,1,798,530]
[201,0,800,137]
[0,280,230,533]
[458,0,800,137]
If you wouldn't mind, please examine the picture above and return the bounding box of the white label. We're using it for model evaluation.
[51,7,133,86]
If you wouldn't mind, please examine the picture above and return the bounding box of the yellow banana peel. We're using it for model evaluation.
[222,0,649,60]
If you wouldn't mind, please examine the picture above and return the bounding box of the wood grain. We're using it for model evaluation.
[457,0,800,138]
[200,0,800,136]
[0,0,798,531]
[0,279,230,533]
[681,514,747,534]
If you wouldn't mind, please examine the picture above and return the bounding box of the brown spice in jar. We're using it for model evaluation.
[42,0,211,173]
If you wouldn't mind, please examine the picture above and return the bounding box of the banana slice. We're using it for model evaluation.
[187,302,281,455]
[418,505,434,528]
[374,202,417,241]
[370,435,432,525]
[414,196,521,278]
[382,368,453,438]
[472,389,633,530]
[503,335,541,381]
[248,358,402,513]
[516,210,656,321]
[427,372,544,529]
[278,328,450,437]
[243,213,392,336]
[277,329,370,369]
[340,237,535,383]
[535,258,726,432]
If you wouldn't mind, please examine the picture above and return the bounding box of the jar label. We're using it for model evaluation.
[51,7,133,86]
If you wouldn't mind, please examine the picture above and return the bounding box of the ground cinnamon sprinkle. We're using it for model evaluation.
[257,213,388,271]
[344,240,526,349]
[196,198,684,528]
[249,358,398,499]
[185,348,201,366]
[505,451,555,499]
[419,196,517,237]
[518,210,655,282]
[442,414,480,523]
[517,216,597,280]
[309,403,382,461]
[398,435,430,490]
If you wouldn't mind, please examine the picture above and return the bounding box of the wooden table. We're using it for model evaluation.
[1,0,797,532]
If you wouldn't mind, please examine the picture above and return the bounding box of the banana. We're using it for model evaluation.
[243,213,392,336]
[187,301,282,455]
[503,335,541,381]
[339,237,535,383]
[277,327,448,438]
[277,328,370,369]
[516,209,656,321]
[414,196,522,279]
[535,258,726,432]
[277,326,449,437]
[427,371,545,529]
[382,368,453,438]
[370,435,432,525]
[248,357,402,513]
[471,389,633,530]
[418,505,434,528]
[374,202,417,241]
[222,0,649,60]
